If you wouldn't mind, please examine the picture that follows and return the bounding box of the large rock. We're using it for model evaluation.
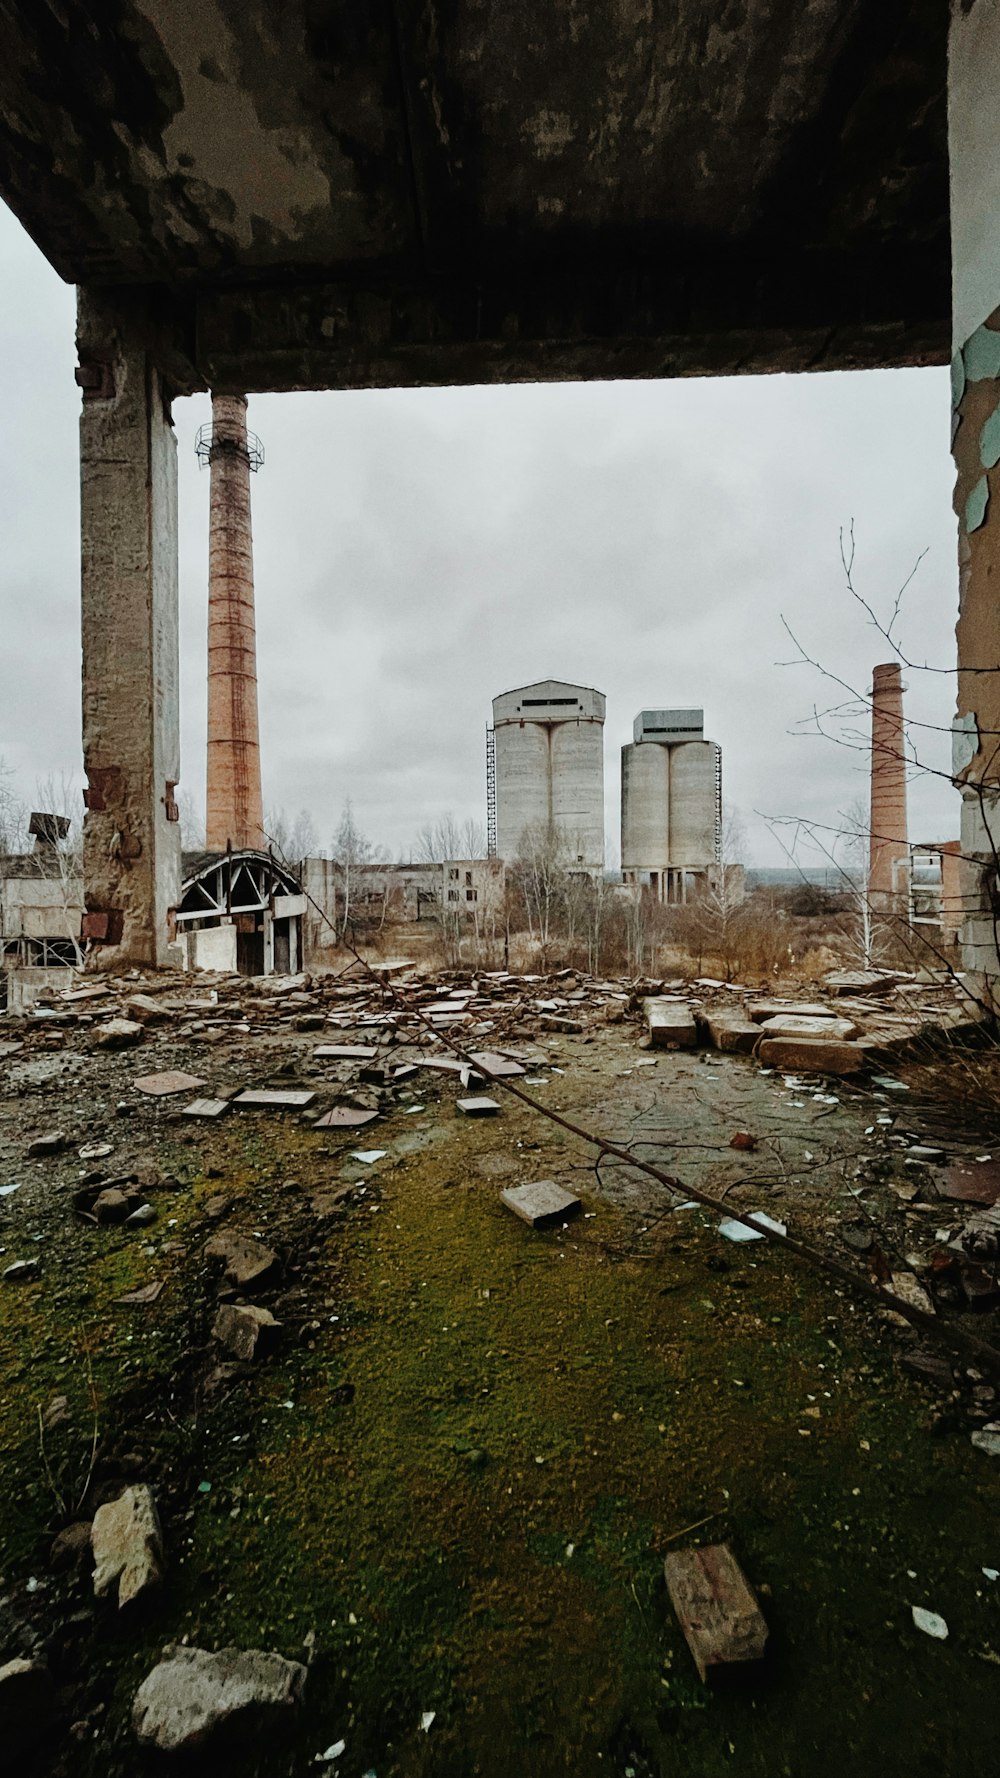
[125,993,170,1025]
[92,1484,164,1608]
[93,1018,145,1050]
[132,1645,306,1753]
[212,1303,280,1361]
[204,1232,278,1289]
[756,1036,874,1076]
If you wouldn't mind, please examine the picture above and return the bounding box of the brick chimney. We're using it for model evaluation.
[203,394,265,852]
[869,662,908,903]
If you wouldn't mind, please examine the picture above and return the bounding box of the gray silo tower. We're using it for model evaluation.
[621,709,721,900]
[490,680,605,871]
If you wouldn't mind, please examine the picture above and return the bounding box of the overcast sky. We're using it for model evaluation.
[1,198,960,869]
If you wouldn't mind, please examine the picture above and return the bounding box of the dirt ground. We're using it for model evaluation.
[1,983,999,1776]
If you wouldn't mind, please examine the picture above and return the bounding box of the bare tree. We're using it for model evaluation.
[330,800,388,939]
[414,812,486,863]
[178,791,205,852]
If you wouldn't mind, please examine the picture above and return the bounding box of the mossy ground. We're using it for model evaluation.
[1,1043,998,1776]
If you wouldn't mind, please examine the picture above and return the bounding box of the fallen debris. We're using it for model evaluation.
[91,1484,164,1608]
[213,1303,280,1361]
[911,1605,949,1640]
[134,1069,208,1098]
[664,1543,769,1682]
[719,1212,787,1243]
[456,1096,501,1116]
[233,1089,316,1109]
[645,1000,698,1049]
[500,1180,583,1229]
[183,1097,231,1120]
[314,1107,380,1129]
[204,1232,278,1289]
[132,1645,306,1754]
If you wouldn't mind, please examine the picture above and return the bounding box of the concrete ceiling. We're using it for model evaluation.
[0,0,950,390]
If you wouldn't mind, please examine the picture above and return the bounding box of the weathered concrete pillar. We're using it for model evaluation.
[204,395,265,852]
[949,4,1000,999]
[868,663,909,905]
[78,290,181,968]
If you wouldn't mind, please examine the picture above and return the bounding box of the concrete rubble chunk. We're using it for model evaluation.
[91,1484,164,1608]
[698,1011,759,1055]
[212,1303,279,1361]
[755,1037,873,1076]
[204,1231,278,1288]
[132,1645,306,1753]
[125,993,170,1024]
[757,1014,858,1041]
[645,999,698,1049]
[456,1096,501,1116]
[824,970,899,997]
[664,1543,768,1682]
[183,1098,230,1120]
[500,1180,582,1228]
[94,1018,146,1049]
[747,1000,834,1023]
[232,1089,316,1109]
[27,1131,68,1157]
[93,1187,130,1225]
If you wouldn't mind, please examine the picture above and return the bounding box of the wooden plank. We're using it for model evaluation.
[664,1544,768,1682]
[500,1180,582,1228]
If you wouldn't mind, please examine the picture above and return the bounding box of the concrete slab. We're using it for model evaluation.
[757,1014,858,1041]
[182,1098,230,1120]
[500,1180,582,1228]
[133,1070,207,1097]
[747,1001,832,1023]
[232,1089,316,1109]
[313,1107,380,1129]
[467,1051,527,1078]
[456,1096,501,1116]
[697,1011,760,1055]
[314,1044,379,1060]
[756,1037,872,1076]
[645,1000,698,1049]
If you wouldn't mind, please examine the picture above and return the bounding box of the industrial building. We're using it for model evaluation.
[621,710,722,901]
[489,681,605,873]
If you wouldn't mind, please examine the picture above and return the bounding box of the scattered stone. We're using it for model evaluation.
[134,1069,208,1097]
[911,1605,949,1640]
[3,1258,40,1282]
[93,1188,130,1226]
[971,1422,1000,1457]
[886,1272,935,1316]
[213,1303,280,1361]
[204,1231,278,1288]
[115,1280,166,1306]
[729,1131,757,1152]
[93,1018,146,1050]
[91,1484,164,1608]
[901,1347,954,1387]
[126,1203,157,1227]
[27,1131,68,1157]
[664,1544,768,1682]
[49,1521,93,1572]
[132,1645,306,1753]
[500,1180,582,1229]
[841,1222,874,1253]
[183,1098,231,1120]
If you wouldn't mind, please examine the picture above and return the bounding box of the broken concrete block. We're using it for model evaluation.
[500,1180,582,1228]
[456,1096,501,1116]
[204,1231,278,1288]
[212,1303,279,1361]
[886,1272,935,1316]
[466,1050,527,1078]
[314,1106,380,1129]
[698,1011,759,1055]
[755,1037,872,1076]
[747,1000,834,1023]
[92,1484,164,1608]
[645,1000,697,1049]
[93,1018,145,1049]
[757,1013,858,1041]
[664,1543,768,1682]
[182,1098,231,1120]
[313,1044,378,1060]
[132,1645,306,1753]
[824,970,898,996]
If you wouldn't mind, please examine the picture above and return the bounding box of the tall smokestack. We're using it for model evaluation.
[202,394,265,852]
[869,662,908,903]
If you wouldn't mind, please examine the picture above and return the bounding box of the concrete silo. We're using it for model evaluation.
[491,680,605,870]
[621,709,721,900]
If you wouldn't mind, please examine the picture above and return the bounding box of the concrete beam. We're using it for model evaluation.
[78,288,181,968]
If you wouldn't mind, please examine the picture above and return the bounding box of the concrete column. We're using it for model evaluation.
[205,395,265,851]
[949,4,1000,996]
[868,663,909,905]
[78,290,181,969]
